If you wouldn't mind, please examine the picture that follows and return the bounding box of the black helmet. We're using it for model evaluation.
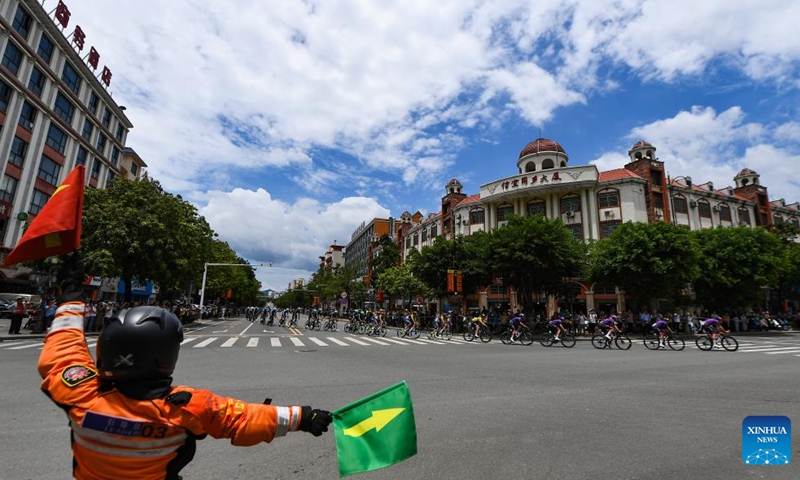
[96,306,183,381]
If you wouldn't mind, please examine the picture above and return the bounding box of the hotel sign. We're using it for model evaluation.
[480,165,599,200]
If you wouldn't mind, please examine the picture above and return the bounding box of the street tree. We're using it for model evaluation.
[369,234,400,287]
[587,221,701,311]
[374,263,433,308]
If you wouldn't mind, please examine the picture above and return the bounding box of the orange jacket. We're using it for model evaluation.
[38,301,305,480]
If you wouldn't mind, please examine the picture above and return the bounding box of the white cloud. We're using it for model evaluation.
[735,144,800,204]
[774,122,800,143]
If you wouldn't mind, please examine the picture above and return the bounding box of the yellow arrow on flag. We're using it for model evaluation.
[343,408,405,438]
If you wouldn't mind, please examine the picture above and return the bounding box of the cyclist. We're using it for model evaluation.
[599,315,621,341]
[403,310,414,333]
[547,315,567,341]
[470,312,487,338]
[509,313,529,339]
[701,316,726,349]
[651,318,673,349]
[432,312,443,335]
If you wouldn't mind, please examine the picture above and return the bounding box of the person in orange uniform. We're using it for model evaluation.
[38,266,332,480]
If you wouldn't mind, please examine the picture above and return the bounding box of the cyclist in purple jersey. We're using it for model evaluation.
[599,316,621,340]
[509,314,529,338]
[549,316,566,341]
[651,319,672,349]
[701,317,726,348]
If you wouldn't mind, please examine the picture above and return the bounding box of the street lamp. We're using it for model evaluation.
[198,262,272,309]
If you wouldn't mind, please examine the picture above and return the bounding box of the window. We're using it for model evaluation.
[470,208,485,224]
[12,6,33,40]
[597,191,620,208]
[653,192,664,210]
[565,223,583,241]
[421,228,428,242]
[497,204,514,222]
[9,136,28,167]
[28,66,45,97]
[718,204,732,222]
[45,124,68,154]
[490,285,505,295]
[61,63,82,95]
[96,134,107,154]
[2,42,24,76]
[600,220,621,239]
[542,158,555,169]
[18,101,37,131]
[561,196,581,214]
[30,189,51,215]
[0,175,18,204]
[38,155,62,186]
[738,208,751,226]
[791,217,800,229]
[110,146,120,166]
[673,196,688,214]
[527,200,546,216]
[91,158,101,179]
[651,171,663,186]
[75,146,88,166]
[774,214,784,224]
[698,201,712,218]
[102,108,112,128]
[0,80,12,112]
[88,92,99,114]
[413,234,419,246]
[54,92,75,124]
[405,237,411,249]
[115,123,125,141]
[430,223,437,237]
[37,34,55,65]
[81,119,94,141]
[106,171,117,187]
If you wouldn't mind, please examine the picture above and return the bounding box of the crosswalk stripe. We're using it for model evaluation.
[0,341,29,348]
[247,337,259,347]
[361,337,391,346]
[740,346,800,353]
[221,338,237,348]
[290,337,305,347]
[344,336,370,346]
[271,338,282,347]
[308,337,329,347]
[180,337,198,346]
[380,337,408,345]
[764,349,800,355]
[417,338,446,345]
[326,337,349,346]
[7,342,42,350]
[394,337,426,345]
[193,338,217,348]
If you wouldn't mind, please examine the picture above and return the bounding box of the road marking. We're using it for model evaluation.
[7,342,43,350]
[417,338,446,345]
[0,341,29,348]
[740,346,800,353]
[764,348,800,355]
[326,337,349,346]
[193,338,217,348]
[180,337,198,346]
[394,337,426,345]
[247,337,259,347]
[86,341,97,349]
[308,337,329,347]
[380,337,408,345]
[290,337,305,347]
[221,338,237,348]
[361,337,391,346]
[271,338,282,347]
[344,336,370,346]
[240,323,255,335]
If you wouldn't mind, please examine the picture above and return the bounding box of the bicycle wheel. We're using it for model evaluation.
[479,330,493,343]
[643,334,660,350]
[667,336,685,351]
[441,328,452,341]
[378,325,386,337]
[614,335,632,350]
[315,321,322,331]
[519,331,534,346]
[591,335,608,349]
[695,335,713,351]
[323,322,330,332]
[397,328,405,337]
[463,330,475,342]
[412,328,421,339]
[560,334,576,348]
[427,330,437,340]
[538,333,554,347]
[721,336,738,351]
[500,331,512,345]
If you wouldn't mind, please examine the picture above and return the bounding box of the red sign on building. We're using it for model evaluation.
[72,25,85,51]
[88,47,100,69]
[55,1,71,28]
[101,66,112,86]
[0,200,12,220]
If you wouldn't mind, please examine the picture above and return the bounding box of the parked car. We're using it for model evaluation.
[0,301,12,319]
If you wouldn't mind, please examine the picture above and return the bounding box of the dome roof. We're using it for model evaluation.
[736,168,758,177]
[446,178,462,187]
[630,140,653,150]
[519,138,565,159]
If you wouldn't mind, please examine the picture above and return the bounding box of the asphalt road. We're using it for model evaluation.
[1,316,798,480]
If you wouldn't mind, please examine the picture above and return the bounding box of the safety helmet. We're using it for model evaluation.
[96,306,183,381]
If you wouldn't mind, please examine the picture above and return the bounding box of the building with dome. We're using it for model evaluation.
[391,137,800,315]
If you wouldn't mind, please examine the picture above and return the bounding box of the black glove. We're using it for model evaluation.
[56,252,86,303]
[298,406,332,436]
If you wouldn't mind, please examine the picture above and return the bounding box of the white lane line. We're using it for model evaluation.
[193,338,217,348]
[270,338,282,347]
[394,337,427,345]
[180,337,199,346]
[308,337,329,347]
[240,323,255,335]
[7,342,44,350]
[221,338,237,348]
[344,336,371,346]
[380,337,408,345]
[247,337,259,347]
[764,349,800,355]
[361,337,390,346]
[417,338,445,345]
[326,337,349,346]
[290,337,305,347]
[740,346,800,353]
[0,341,30,348]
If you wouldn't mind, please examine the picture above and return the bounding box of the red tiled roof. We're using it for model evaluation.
[455,194,481,207]
[599,168,642,182]
[519,138,566,158]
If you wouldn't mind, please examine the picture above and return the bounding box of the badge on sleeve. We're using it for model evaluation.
[61,364,98,387]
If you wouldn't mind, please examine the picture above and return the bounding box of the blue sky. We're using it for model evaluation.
[64,0,800,290]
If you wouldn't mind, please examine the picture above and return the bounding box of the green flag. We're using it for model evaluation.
[333,381,417,477]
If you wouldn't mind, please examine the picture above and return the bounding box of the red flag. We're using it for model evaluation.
[3,166,85,267]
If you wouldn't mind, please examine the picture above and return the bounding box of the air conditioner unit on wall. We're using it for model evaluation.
[712,205,719,213]
[565,211,574,217]
[689,200,697,208]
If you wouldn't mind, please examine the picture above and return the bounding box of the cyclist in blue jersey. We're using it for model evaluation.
[651,318,673,349]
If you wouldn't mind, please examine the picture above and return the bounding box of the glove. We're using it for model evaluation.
[56,252,86,303]
[298,406,332,437]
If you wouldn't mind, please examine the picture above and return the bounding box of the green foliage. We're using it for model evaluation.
[370,234,400,286]
[375,263,433,304]
[587,221,701,307]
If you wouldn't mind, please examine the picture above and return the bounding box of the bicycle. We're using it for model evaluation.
[397,324,421,339]
[367,323,387,337]
[538,329,576,348]
[695,332,738,351]
[463,322,492,343]
[427,326,452,341]
[643,333,685,351]
[322,318,338,332]
[591,331,632,350]
[500,327,533,346]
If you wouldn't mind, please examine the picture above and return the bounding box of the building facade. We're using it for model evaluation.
[344,217,401,286]
[318,243,344,271]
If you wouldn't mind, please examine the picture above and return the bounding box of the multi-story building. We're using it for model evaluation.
[120,147,146,181]
[0,0,133,290]
[396,138,800,315]
[344,217,401,286]
[288,278,305,291]
[318,242,344,271]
